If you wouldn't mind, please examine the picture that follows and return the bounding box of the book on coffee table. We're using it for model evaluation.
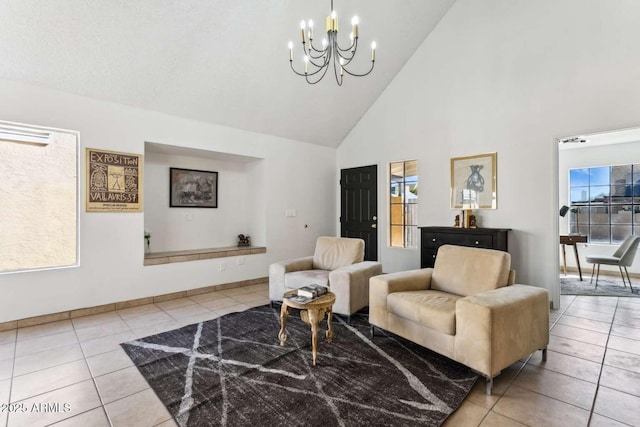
[297,284,328,299]
[284,294,314,304]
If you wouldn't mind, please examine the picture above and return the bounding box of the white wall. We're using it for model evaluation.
[144,150,264,252]
[0,79,336,323]
[337,0,640,308]
[559,140,640,274]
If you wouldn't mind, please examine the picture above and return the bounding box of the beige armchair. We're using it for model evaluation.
[269,236,382,320]
[369,245,549,394]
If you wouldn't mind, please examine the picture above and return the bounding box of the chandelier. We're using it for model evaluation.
[288,0,376,86]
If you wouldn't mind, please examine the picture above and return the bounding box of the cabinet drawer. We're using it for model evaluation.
[422,232,493,249]
[450,233,494,248]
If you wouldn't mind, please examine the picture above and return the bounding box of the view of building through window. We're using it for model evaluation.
[0,122,78,273]
[568,164,640,244]
[390,160,418,248]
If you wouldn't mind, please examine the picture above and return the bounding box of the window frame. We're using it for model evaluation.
[0,120,81,274]
[389,160,418,249]
[568,163,639,245]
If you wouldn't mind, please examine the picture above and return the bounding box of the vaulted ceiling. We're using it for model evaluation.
[0,0,455,147]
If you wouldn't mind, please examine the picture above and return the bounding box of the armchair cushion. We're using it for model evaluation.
[388,290,461,335]
[313,236,364,270]
[431,245,511,296]
[284,270,330,289]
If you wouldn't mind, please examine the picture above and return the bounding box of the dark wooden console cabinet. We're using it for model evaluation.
[420,226,511,268]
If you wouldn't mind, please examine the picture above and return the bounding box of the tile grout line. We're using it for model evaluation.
[70,318,115,427]
[585,297,620,426]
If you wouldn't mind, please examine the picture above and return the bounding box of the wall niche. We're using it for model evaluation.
[143,142,265,255]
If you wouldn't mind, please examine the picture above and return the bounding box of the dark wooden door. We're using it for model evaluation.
[340,165,378,261]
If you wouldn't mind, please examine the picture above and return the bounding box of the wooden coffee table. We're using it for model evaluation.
[278,289,336,366]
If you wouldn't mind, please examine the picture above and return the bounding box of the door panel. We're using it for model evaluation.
[340,165,378,261]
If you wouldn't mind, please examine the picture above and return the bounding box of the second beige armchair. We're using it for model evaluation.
[369,245,549,394]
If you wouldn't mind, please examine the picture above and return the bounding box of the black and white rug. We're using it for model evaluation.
[561,273,639,297]
[121,305,478,427]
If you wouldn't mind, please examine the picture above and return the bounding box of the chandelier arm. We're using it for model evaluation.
[289,61,309,77]
[341,60,375,77]
[307,53,330,68]
[290,58,332,78]
[308,51,327,60]
[306,60,332,84]
[308,38,328,54]
[333,56,344,86]
[336,38,357,53]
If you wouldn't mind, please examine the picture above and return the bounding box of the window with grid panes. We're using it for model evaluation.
[389,160,418,248]
[568,164,640,244]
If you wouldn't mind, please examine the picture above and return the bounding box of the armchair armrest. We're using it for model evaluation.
[329,261,383,315]
[454,284,549,377]
[268,256,314,301]
[369,269,433,329]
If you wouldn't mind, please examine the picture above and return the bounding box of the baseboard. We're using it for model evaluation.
[0,276,268,332]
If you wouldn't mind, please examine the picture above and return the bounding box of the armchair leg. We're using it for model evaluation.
[590,264,596,284]
[485,376,493,395]
[370,325,375,338]
[595,264,601,287]
[541,347,547,362]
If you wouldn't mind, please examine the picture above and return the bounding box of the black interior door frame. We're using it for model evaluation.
[340,165,378,261]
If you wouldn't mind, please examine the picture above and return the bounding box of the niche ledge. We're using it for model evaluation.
[144,246,267,266]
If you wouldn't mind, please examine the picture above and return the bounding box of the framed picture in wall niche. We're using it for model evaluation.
[170,167,218,208]
[450,152,497,209]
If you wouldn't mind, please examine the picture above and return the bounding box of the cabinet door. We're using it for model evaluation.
[421,248,438,268]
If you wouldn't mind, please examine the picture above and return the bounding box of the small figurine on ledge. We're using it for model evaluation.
[237,234,251,247]
[454,215,461,228]
[469,215,478,229]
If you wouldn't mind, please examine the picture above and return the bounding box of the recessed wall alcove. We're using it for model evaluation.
[143,142,266,264]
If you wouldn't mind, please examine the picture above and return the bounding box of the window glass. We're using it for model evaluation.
[569,168,589,187]
[0,123,78,273]
[589,167,610,186]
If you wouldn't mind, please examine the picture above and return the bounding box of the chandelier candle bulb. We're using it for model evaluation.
[371,41,376,61]
[288,41,293,61]
[308,19,314,39]
[300,20,306,42]
[352,16,359,38]
[304,55,309,73]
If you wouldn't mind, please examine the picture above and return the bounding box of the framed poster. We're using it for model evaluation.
[86,148,142,212]
[170,167,218,208]
[450,152,497,209]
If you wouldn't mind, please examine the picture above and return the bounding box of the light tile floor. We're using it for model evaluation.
[1,284,639,426]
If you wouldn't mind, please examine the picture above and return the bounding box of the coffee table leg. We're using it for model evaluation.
[278,303,290,346]
[326,308,333,343]
[307,308,321,366]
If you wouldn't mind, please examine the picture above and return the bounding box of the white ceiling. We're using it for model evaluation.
[0,0,456,148]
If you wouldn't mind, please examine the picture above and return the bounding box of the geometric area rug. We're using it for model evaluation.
[121,305,478,426]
